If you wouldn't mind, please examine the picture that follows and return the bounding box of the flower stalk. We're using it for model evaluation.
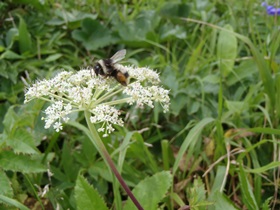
[84,110,144,210]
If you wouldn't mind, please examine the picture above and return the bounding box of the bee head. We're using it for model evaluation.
[94,62,104,76]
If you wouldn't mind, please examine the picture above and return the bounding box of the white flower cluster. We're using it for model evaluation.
[90,105,124,137]
[124,82,170,112]
[42,101,72,132]
[24,65,170,135]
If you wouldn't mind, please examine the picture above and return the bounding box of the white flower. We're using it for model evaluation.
[53,122,63,132]
[42,101,73,131]
[90,105,123,136]
[24,64,170,134]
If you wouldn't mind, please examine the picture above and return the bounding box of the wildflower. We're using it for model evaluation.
[24,65,170,135]
[262,2,280,15]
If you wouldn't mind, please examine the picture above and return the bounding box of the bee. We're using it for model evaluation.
[94,49,129,86]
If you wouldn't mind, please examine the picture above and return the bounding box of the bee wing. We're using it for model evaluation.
[110,49,126,63]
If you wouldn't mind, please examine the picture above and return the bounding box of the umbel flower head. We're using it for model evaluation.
[24,65,170,136]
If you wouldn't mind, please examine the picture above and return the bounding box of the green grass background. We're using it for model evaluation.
[0,0,280,209]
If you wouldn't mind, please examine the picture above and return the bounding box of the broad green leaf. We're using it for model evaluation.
[47,10,97,26]
[5,129,38,154]
[203,74,220,84]
[0,151,46,173]
[170,93,188,116]
[225,100,248,113]
[217,24,237,77]
[227,60,258,86]
[239,165,258,210]
[2,106,38,154]
[0,195,29,210]
[5,28,18,48]
[208,166,238,210]
[2,106,18,134]
[211,192,238,210]
[123,171,172,210]
[160,2,190,18]
[173,118,215,174]
[88,162,112,182]
[0,169,13,197]
[45,53,62,62]
[209,166,227,198]
[72,18,114,50]
[116,10,160,44]
[18,16,32,54]
[0,60,8,78]
[159,24,186,41]
[61,141,79,181]
[0,50,22,60]
[75,175,108,210]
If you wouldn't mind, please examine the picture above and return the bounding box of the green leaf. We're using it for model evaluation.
[187,177,213,209]
[170,93,188,116]
[227,60,258,86]
[4,129,38,155]
[10,0,46,10]
[45,53,62,62]
[47,10,97,27]
[61,141,79,181]
[116,10,160,43]
[0,151,46,173]
[18,16,32,54]
[0,50,22,60]
[5,28,18,48]
[173,118,215,174]
[1,106,38,154]
[217,25,237,77]
[208,166,238,210]
[74,175,108,210]
[249,127,280,135]
[127,132,158,173]
[0,169,13,197]
[159,24,186,41]
[238,164,258,210]
[72,18,114,50]
[160,2,190,18]
[261,197,272,210]
[123,171,172,210]
[245,161,280,174]
[210,166,227,195]
[225,100,248,113]
[211,192,238,210]
[2,106,18,133]
[0,195,29,210]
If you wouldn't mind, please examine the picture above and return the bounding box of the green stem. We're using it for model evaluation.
[84,111,144,210]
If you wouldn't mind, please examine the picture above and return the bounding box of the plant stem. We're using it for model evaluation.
[84,111,144,210]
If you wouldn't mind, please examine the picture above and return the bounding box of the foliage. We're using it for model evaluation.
[1,0,280,209]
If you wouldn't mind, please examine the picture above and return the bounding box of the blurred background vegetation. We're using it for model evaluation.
[0,0,280,209]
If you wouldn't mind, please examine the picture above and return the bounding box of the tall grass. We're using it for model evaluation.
[0,0,280,209]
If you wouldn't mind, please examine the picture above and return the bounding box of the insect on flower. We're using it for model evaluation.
[24,56,170,135]
[94,49,129,86]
